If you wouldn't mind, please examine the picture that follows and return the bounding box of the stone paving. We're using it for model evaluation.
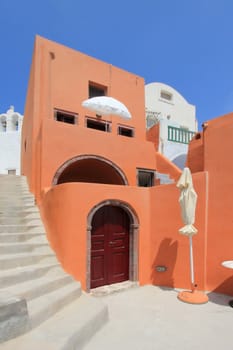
[84,285,233,350]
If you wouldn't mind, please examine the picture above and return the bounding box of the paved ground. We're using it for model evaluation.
[84,285,233,350]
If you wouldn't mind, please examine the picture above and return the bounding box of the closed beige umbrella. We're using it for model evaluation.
[177,167,208,304]
[177,167,197,237]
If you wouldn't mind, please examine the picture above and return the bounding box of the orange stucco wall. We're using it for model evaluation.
[22,36,155,202]
[150,172,208,291]
[23,35,233,296]
[40,182,151,290]
[40,172,209,292]
[187,113,233,295]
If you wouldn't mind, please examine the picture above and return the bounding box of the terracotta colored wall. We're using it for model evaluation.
[150,172,208,291]
[40,172,211,293]
[39,119,156,196]
[146,123,160,151]
[202,114,233,294]
[22,36,156,203]
[186,113,233,295]
[23,36,233,297]
[40,182,151,290]
[155,152,181,182]
[186,133,204,173]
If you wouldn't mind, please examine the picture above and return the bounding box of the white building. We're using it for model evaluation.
[0,106,23,175]
[145,82,197,169]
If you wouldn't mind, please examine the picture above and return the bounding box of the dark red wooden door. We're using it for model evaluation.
[91,205,129,288]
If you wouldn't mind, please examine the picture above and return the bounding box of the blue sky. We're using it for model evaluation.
[1,0,233,129]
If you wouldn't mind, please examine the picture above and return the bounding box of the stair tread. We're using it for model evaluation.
[0,241,48,247]
[1,272,74,300]
[1,294,108,350]
[0,262,61,278]
[0,251,55,259]
[27,281,82,328]
[28,280,81,312]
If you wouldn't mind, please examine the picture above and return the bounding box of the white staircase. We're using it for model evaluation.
[0,175,108,349]
[155,171,175,184]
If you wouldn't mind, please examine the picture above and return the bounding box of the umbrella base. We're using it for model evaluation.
[178,290,209,304]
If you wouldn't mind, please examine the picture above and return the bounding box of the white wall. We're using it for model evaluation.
[0,106,23,175]
[145,82,197,131]
[145,82,197,169]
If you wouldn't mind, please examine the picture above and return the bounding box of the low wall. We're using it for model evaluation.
[40,183,151,290]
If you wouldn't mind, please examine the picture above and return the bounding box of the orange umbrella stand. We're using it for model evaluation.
[178,284,209,304]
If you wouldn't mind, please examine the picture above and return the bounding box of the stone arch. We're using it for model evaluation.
[52,154,129,186]
[86,199,139,291]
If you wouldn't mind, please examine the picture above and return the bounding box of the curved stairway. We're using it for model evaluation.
[0,175,108,349]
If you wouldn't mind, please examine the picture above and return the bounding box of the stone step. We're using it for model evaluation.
[0,202,37,210]
[156,172,175,184]
[1,294,108,350]
[0,211,40,218]
[0,225,46,233]
[0,253,56,270]
[0,242,52,254]
[0,263,61,288]
[0,194,34,199]
[28,281,82,329]
[0,218,42,225]
[2,273,75,301]
[0,233,47,243]
[0,199,35,205]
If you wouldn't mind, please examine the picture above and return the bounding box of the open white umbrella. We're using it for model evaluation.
[177,167,208,304]
[82,96,132,119]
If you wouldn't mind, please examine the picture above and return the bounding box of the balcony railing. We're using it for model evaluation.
[168,126,195,144]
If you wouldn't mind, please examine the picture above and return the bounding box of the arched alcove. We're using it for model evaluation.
[53,155,128,186]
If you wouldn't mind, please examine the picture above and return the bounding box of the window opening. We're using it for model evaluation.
[1,120,6,131]
[118,126,134,138]
[86,118,110,132]
[160,90,173,101]
[54,110,77,125]
[89,83,106,98]
[137,169,155,187]
[8,169,16,175]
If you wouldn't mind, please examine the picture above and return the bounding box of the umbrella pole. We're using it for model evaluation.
[189,236,195,286]
[177,235,208,304]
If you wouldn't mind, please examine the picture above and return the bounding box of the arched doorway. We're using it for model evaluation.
[87,200,139,291]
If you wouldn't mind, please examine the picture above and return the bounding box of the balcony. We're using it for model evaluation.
[168,126,195,144]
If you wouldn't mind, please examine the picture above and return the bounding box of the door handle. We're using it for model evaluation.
[109,241,114,246]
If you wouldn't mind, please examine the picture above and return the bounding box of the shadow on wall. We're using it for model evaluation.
[208,276,233,306]
[151,238,178,288]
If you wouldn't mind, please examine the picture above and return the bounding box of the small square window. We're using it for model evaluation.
[137,169,155,187]
[1,120,6,131]
[89,82,107,98]
[54,110,77,125]
[86,118,110,132]
[160,90,173,101]
[8,169,16,175]
[118,126,134,138]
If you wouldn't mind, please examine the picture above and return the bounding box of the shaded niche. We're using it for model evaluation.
[56,158,126,185]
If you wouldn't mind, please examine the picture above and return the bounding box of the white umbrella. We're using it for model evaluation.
[176,167,208,303]
[82,96,132,119]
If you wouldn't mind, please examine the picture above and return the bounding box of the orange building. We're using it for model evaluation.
[22,36,233,296]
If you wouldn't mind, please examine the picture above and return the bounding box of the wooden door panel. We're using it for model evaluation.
[91,255,105,288]
[109,251,129,283]
[91,205,129,288]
